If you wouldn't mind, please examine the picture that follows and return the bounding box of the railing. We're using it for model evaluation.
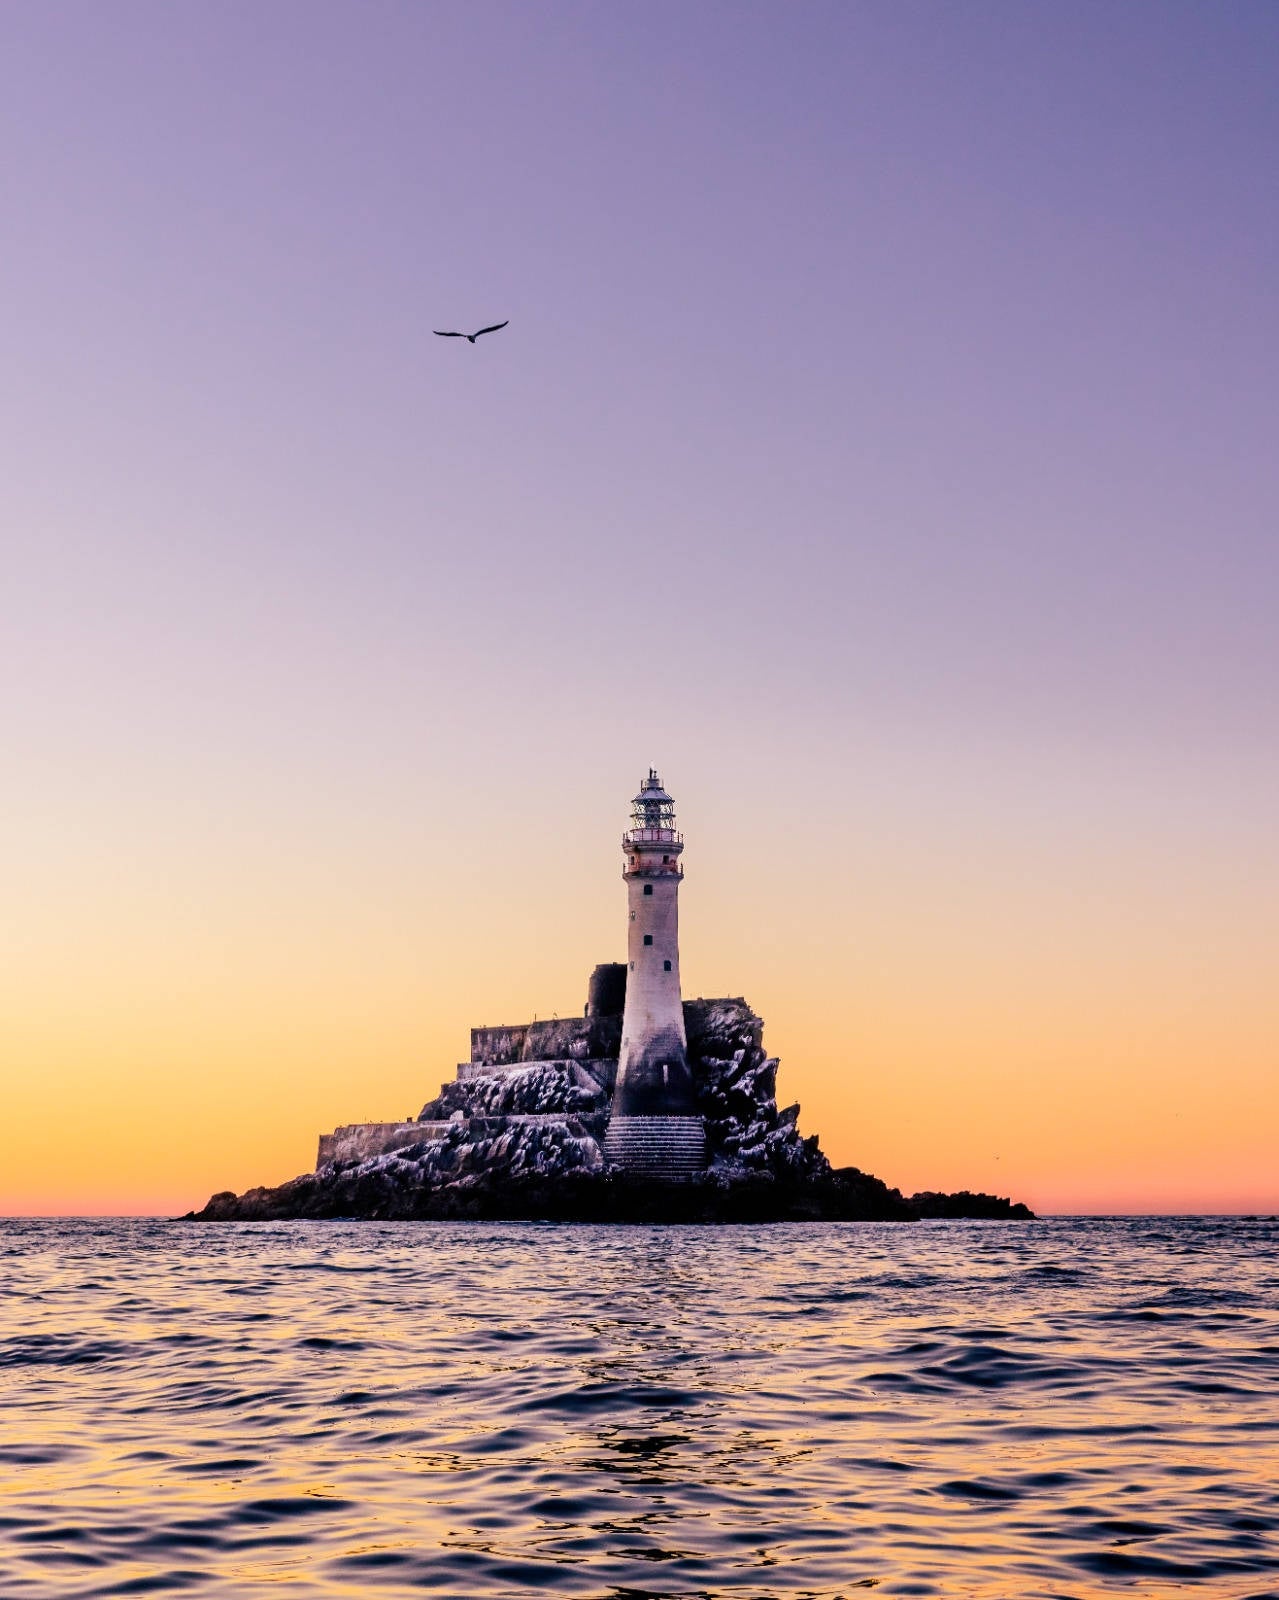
[623,828,683,846]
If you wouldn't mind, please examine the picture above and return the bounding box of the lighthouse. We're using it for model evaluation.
[604,770,707,1178]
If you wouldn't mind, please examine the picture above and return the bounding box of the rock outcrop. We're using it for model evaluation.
[420,1061,608,1121]
[686,998,830,1183]
[189,995,1033,1224]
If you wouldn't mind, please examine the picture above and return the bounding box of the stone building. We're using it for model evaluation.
[316,773,755,1182]
[604,771,706,1175]
[200,769,1032,1219]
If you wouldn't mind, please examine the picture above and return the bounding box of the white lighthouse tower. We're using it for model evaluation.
[604,770,706,1179]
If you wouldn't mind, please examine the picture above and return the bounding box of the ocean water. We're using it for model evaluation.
[0,1218,1276,1599]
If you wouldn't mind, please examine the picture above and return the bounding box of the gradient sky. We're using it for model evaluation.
[3,1,1277,1216]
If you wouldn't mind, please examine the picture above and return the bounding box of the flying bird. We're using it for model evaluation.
[434,320,509,344]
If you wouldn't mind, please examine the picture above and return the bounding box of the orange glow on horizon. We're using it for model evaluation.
[3,753,1275,1218]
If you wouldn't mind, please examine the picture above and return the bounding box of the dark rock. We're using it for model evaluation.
[187,996,1033,1224]
[908,1190,1036,1220]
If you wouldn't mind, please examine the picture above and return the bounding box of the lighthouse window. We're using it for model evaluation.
[664,960,672,971]
[662,855,669,863]
[643,934,653,945]
[643,884,653,896]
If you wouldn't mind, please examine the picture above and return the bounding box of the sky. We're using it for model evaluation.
[2,1,1277,1216]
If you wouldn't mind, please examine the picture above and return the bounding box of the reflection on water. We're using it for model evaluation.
[0,1217,1276,1597]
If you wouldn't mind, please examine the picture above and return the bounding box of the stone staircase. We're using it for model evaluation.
[603,1115,707,1181]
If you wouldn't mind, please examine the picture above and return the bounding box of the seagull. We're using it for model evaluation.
[433,320,509,344]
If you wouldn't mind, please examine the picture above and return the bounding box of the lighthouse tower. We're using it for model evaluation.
[604,770,707,1179]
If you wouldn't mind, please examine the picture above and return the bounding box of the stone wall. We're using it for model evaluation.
[469,1014,622,1067]
[317,1113,609,1172]
[319,999,754,1173]
[469,1023,532,1066]
[456,1057,617,1091]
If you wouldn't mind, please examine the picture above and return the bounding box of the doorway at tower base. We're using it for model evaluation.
[603,1114,707,1181]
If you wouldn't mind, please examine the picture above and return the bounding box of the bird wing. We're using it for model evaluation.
[433,330,465,338]
[472,321,509,338]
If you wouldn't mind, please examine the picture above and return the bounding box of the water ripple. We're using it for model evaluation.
[0,1216,1275,1598]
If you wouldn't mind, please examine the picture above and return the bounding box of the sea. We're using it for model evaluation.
[0,1216,1275,1599]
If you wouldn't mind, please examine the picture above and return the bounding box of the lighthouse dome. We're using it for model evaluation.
[627,769,679,838]
[634,768,671,802]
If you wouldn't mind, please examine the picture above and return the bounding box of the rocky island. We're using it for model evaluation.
[191,773,1032,1225]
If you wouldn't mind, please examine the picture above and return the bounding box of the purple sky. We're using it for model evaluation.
[7,3,1277,760]
[3,3,1278,1210]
